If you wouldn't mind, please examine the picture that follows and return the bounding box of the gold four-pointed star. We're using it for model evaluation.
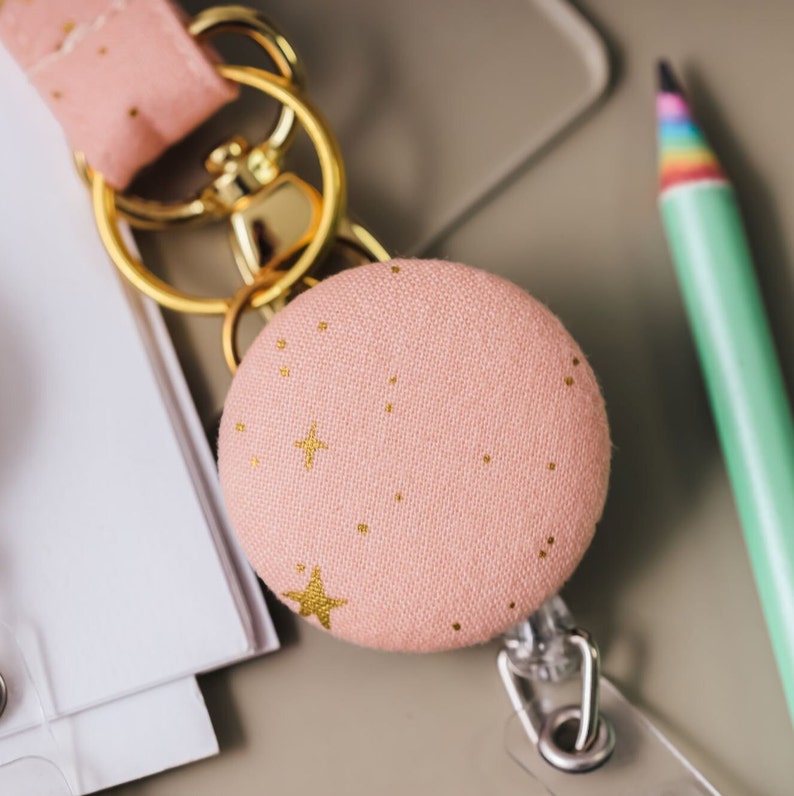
[282,566,348,629]
[294,421,328,470]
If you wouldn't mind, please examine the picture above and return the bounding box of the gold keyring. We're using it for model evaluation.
[91,66,346,315]
[222,259,316,374]
[222,220,391,373]
[222,266,300,371]
[190,5,305,157]
[76,5,305,229]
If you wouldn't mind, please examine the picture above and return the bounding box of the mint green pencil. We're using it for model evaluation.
[658,61,794,724]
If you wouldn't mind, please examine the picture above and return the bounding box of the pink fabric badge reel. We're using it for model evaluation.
[218,258,611,652]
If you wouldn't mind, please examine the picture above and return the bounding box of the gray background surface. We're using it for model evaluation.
[114,1,794,794]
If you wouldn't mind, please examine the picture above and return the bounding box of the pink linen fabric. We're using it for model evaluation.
[219,260,611,652]
[0,0,236,188]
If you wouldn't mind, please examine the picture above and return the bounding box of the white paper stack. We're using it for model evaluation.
[0,46,278,794]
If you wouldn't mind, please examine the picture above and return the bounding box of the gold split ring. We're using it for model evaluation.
[76,6,305,229]
[91,66,346,315]
[222,219,391,373]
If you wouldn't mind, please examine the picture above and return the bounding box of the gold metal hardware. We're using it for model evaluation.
[189,5,305,158]
[91,67,346,315]
[226,169,390,333]
[230,172,320,270]
[82,4,391,370]
[75,6,305,229]
[228,170,390,284]
[221,218,389,373]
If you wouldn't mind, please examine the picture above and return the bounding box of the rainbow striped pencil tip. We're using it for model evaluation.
[657,60,726,192]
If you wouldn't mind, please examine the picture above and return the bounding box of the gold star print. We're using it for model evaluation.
[282,566,348,630]
[294,422,328,470]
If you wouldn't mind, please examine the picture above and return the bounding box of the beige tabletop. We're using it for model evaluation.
[112,1,794,794]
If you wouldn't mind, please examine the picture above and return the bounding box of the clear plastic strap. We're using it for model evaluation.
[499,599,721,795]
[504,678,720,795]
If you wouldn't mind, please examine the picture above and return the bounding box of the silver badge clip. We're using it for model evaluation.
[498,597,721,795]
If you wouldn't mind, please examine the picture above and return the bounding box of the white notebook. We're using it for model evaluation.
[0,44,278,791]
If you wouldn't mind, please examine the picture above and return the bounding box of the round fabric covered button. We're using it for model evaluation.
[219,259,610,652]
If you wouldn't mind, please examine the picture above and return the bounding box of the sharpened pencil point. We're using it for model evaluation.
[656,60,726,192]
[658,60,683,95]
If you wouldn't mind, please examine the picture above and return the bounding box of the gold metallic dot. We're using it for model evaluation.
[276,338,287,350]
[279,366,291,377]
[483,454,492,463]
[564,376,574,386]
[62,20,75,34]
[395,492,403,502]
[391,265,400,274]
[572,357,580,366]
[547,536,555,546]
[129,107,139,118]
[539,549,548,559]
[548,462,556,471]
[50,90,62,99]
[357,523,369,535]
[509,602,516,609]
[318,321,328,331]
[250,456,260,467]
[452,622,461,631]
[235,422,246,432]
[385,403,393,413]
[388,375,397,385]
[296,563,306,573]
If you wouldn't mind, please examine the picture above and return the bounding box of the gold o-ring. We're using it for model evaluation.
[222,219,391,373]
[222,266,318,374]
[189,6,305,158]
[91,66,346,315]
[76,6,305,228]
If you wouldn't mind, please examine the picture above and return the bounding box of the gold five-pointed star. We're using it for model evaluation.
[294,421,328,470]
[282,566,348,629]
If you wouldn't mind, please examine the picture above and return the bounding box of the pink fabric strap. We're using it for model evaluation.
[0,0,237,188]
